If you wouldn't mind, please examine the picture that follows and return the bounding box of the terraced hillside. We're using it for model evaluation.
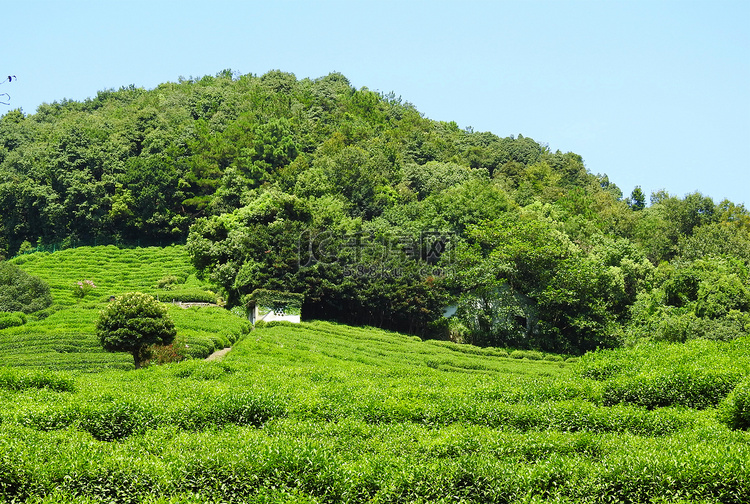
[3,246,750,502]
[1,246,250,370]
[1,319,750,502]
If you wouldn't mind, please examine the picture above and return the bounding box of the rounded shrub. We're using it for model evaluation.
[210,391,286,427]
[96,292,177,369]
[79,400,159,441]
[718,376,750,430]
[0,367,75,392]
[543,354,564,362]
[0,262,52,314]
[0,311,26,329]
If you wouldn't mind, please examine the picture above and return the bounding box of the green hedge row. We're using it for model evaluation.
[0,311,26,329]
[13,391,285,441]
[0,367,76,393]
[603,369,742,409]
[1,423,749,504]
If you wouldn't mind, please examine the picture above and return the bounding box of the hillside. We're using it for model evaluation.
[3,244,750,501]
[0,246,249,370]
[1,320,750,502]
[2,69,750,353]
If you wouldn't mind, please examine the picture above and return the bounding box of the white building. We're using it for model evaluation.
[246,289,303,325]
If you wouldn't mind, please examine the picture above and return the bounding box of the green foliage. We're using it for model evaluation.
[1,68,749,356]
[3,320,750,502]
[155,275,180,290]
[0,310,25,329]
[602,369,741,409]
[246,289,304,313]
[72,279,97,298]
[450,214,622,353]
[509,349,544,360]
[628,185,646,210]
[0,367,75,392]
[718,376,750,430]
[627,256,750,343]
[578,338,750,410]
[96,292,177,369]
[2,68,750,501]
[0,246,246,371]
[0,261,52,313]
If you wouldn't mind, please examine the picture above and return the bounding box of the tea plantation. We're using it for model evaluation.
[1,246,250,370]
[1,247,750,503]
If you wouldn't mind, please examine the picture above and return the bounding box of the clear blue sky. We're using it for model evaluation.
[3,0,749,205]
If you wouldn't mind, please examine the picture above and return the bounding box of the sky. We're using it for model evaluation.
[3,0,749,205]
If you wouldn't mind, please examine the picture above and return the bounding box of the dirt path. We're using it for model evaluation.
[205,347,232,362]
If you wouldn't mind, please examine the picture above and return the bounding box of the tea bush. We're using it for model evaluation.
[603,369,742,409]
[0,311,25,329]
[0,367,75,392]
[718,376,750,430]
[509,350,544,360]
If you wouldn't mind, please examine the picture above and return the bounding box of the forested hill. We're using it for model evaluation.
[1,69,603,250]
[3,69,750,353]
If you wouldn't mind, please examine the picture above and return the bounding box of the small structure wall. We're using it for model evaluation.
[249,303,301,324]
[246,289,303,326]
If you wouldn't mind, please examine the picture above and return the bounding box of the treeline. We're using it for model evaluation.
[2,69,750,352]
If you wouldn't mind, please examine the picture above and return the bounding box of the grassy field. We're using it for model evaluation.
[2,247,750,502]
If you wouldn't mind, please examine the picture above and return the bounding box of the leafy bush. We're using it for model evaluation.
[0,367,75,392]
[159,289,217,304]
[208,391,286,428]
[79,400,160,441]
[718,376,750,430]
[155,274,181,290]
[0,262,52,313]
[575,347,631,380]
[15,404,81,432]
[71,279,97,299]
[171,360,235,380]
[147,336,189,366]
[0,311,26,329]
[543,354,564,362]
[429,399,689,436]
[602,369,741,409]
[509,350,544,360]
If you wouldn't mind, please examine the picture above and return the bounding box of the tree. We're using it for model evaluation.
[96,292,176,369]
[628,186,646,211]
[449,214,618,353]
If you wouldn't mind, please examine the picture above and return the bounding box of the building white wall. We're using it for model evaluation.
[251,304,300,324]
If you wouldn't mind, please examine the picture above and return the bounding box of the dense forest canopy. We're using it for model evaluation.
[2,69,750,353]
